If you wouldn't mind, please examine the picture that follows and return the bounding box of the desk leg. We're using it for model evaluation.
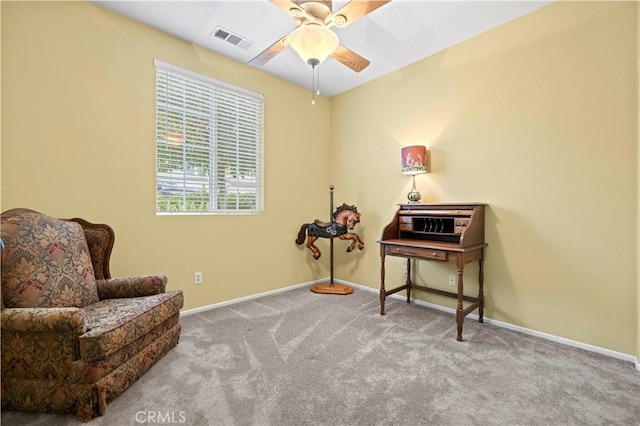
[456,266,464,342]
[405,258,412,304]
[478,258,484,323]
[380,254,386,316]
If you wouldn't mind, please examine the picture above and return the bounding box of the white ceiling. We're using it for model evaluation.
[93,0,551,97]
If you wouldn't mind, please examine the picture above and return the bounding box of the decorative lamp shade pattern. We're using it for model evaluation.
[289,24,339,64]
[401,145,428,175]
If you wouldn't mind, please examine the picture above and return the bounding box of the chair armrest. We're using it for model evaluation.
[1,307,87,335]
[96,274,168,299]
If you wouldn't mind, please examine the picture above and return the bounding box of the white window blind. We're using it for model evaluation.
[155,60,264,214]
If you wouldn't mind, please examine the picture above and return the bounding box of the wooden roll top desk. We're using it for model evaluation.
[377,203,487,341]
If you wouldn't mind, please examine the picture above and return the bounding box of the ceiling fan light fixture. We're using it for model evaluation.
[289,24,339,65]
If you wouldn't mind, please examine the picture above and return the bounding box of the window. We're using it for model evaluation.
[154,60,264,214]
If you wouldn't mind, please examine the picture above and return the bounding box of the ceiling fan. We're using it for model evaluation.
[249,0,391,73]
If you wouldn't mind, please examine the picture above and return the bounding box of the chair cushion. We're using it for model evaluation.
[1,212,99,308]
[78,290,183,362]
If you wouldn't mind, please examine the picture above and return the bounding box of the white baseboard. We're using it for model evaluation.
[333,279,640,371]
[180,278,326,316]
[180,277,640,371]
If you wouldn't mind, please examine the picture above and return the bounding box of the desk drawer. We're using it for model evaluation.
[386,245,447,261]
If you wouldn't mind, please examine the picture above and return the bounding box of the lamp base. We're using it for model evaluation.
[407,189,422,203]
[406,174,423,203]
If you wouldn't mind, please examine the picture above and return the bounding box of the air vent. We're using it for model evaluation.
[211,26,254,51]
[213,29,230,40]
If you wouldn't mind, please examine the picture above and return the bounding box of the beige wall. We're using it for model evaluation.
[1,1,638,359]
[637,1,640,364]
[331,1,638,356]
[1,1,332,310]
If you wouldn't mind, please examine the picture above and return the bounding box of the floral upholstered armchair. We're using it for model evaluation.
[0,208,184,422]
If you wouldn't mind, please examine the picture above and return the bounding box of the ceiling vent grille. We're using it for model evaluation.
[211,27,254,50]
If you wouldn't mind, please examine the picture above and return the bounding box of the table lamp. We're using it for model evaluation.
[401,145,428,203]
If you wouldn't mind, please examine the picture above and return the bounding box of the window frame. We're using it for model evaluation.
[154,59,264,215]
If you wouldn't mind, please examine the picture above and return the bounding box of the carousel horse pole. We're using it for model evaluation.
[310,186,354,295]
[330,185,334,285]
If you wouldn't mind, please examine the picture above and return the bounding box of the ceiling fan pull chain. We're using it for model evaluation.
[316,64,321,96]
[311,63,316,105]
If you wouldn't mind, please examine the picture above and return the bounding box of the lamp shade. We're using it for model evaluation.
[289,24,339,65]
[401,145,428,175]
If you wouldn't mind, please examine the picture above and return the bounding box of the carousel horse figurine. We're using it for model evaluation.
[295,203,364,260]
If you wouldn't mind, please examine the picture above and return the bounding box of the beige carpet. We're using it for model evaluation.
[2,286,639,425]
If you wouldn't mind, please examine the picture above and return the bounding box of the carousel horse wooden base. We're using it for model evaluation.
[310,283,354,295]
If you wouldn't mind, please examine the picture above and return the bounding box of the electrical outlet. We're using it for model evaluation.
[448,274,457,287]
[402,264,408,277]
[194,272,203,285]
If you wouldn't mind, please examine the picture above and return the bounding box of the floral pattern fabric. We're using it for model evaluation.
[1,307,87,334]
[77,225,113,280]
[0,209,184,422]
[1,212,99,308]
[96,274,167,299]
[80,290,183,362]
[2,324,181,421]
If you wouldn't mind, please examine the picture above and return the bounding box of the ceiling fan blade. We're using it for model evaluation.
[332,0,390,28]
[269,0,303,15]
[330,44,370,73]
[249,35,290,67]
